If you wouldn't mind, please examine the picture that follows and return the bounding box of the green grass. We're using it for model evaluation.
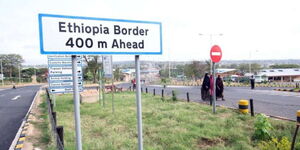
[41,92,300,150]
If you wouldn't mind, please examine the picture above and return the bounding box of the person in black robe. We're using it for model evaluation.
[250,75,255,89]
[201,73,210,101]
[216,75,225,100]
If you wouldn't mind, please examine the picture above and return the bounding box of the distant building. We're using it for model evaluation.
[121,68,160,83]
[216,69,238,77]
[121,69,135,82]
[258,68,300,82]
[141,68,160,83]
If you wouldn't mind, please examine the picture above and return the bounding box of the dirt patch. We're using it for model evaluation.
[80,89,99,103]
[23,90,45,150]
[197,137,226,149]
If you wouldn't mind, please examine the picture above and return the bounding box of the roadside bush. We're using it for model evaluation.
[253,114,273,140]
[258,136,291,150]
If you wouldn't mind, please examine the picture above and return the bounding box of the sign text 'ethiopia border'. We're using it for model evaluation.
[39,14,162,55]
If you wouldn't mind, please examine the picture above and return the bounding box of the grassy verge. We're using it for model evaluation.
[40,92,299,150]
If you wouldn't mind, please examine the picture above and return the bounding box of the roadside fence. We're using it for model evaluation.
[45,88,64,150]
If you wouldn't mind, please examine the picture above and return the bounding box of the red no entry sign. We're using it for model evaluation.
[210,45,222,63]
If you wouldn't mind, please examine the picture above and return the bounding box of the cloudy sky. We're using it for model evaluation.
[0,0,300,65]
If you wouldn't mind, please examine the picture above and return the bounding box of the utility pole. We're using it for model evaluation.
[19,65,21,84]
[1,60,4,86]
[168,60,171,78]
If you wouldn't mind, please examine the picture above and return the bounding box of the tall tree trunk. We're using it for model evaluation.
[93,69,97,83]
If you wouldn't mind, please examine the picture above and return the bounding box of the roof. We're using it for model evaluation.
[258,68,300,77]
[216,69,237,74]
[121,69,135,74]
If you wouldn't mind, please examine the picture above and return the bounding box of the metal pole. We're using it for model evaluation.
[210,34,213,74]
[212,62,216,114]
[291,124,299,150]
[71,55,82,150]
[101,56,105,107]
[1,60,4,86]
[99,69,103,105]
[19,65,21,84]
[249,51,251,74]
[110,55,115,113]
[250,99,254,117]
[135,55,143,150]
[168,60,171,78]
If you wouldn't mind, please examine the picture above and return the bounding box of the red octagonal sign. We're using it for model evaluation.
[210,45,222,63]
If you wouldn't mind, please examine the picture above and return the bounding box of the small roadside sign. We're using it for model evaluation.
[103,56,113,78]
[0,74,3,80]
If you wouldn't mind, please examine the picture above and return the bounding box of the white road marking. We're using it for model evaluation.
[11,95,21,100]
[252,90,300,97]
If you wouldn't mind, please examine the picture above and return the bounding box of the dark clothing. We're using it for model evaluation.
[201,74,210,101]
[132,79,136,90]
[250,78,255,89]
[202,75,210,90]
[216,77,224,100]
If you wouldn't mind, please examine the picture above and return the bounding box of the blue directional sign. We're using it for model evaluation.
[48,55,83,93]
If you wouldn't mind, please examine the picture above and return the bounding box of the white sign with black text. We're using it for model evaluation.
[39,14,162,55]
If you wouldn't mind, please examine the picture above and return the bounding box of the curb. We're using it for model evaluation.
[9,87,41,150]
[193,100,296,122]
[273,88,300,92]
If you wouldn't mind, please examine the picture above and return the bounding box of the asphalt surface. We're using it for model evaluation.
[0,85,40,150]
[118,83,300,121]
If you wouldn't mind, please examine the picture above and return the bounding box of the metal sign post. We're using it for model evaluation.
[210,45,222,114]
[72,55,82,150]
[135,55,143,150]
[99,69,103,105]
[212,62,216,114]
[0,60,4,86]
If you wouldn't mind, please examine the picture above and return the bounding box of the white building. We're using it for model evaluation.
[258,68,300,82]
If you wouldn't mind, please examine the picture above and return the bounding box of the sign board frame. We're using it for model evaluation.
[38,13,162,55]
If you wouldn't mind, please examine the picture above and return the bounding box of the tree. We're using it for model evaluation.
[184,61,208,80]
[84,56,102,83]
[0,54,24,78]
[159,68,169,78]
[114,68,122,81]
[251,63,261,74]
[238,63,261,74]
[21,68,35,78]
[269,64,300,69]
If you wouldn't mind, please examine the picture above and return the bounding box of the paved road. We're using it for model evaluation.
[0,85,40,150]
[118,83,300,120]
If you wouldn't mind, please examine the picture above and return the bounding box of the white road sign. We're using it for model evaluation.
[50,81,83,87]
[48,66,82,75]
[39,14,162,55]
[49,76,82,81]
[48,55,83,93]
[103,56,113,78]
[0,74,3,80]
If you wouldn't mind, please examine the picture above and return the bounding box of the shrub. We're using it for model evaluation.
[258,137,291,150]
[253,114,273,140]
